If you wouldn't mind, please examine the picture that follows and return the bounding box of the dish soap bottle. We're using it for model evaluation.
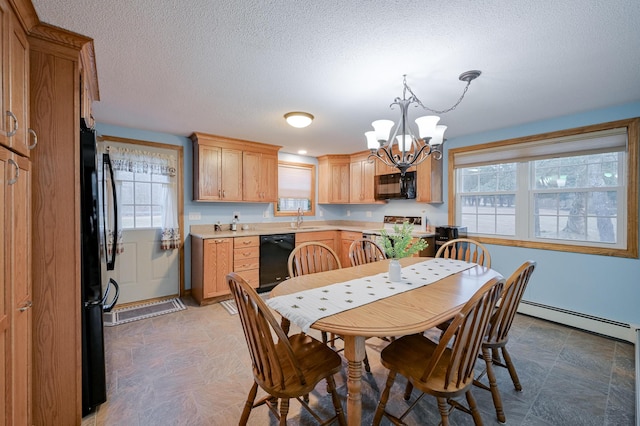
[231,217,238,231]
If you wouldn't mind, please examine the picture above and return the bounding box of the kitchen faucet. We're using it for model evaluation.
[296,208,303,228]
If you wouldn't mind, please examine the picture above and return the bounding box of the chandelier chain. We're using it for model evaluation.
[405,78,472,115]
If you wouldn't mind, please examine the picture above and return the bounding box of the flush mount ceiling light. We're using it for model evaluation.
[365,70,481,175]
[284,111,314,128]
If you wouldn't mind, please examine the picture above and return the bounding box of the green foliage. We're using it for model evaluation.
[378,222,428,259]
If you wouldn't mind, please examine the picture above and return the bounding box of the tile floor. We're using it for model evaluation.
[82,297,636,425]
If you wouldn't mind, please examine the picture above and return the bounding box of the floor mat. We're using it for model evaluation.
[104,298,187,326]
[220,293,269,315]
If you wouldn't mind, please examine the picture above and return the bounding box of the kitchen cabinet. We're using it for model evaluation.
[349,153,378,204]
[191,132,280,202]
[0,3,32,157]
[415,155,443,203]
[295,230,339,257]
[339,231,362,267]
[243,150,278,202]
[233,236,260,288]
[318,155,350,204]
[1,146,31,426]
[374,147,417,176]
[29,22,100,423]
[191,236,234,304]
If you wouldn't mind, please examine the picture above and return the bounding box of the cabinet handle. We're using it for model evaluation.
[6,111,17,137]
[218,189,222,197]
[28,128,38,150]
[7,158,19,185]
[223,190,226,198]
[214,239,224,243]
[242,240,251,245]
[19,301,32,312]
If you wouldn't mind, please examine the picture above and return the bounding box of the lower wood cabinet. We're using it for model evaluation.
[295,231,339,260]
[233,236,260,288]
[340,231,362,267]
[191,236,234,304]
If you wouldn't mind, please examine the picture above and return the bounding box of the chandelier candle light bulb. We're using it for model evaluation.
[365,70,481,175]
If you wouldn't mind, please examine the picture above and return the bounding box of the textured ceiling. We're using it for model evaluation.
[31,0,640,156]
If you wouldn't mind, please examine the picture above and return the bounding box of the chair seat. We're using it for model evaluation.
[264,333,343,398]
[380,334,472,398]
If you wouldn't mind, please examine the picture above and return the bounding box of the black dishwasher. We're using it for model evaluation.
[259,233,295,293]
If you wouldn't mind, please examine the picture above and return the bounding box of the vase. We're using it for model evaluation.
[389,258,402,282]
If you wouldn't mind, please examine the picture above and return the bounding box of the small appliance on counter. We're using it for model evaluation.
[362,215,435,257]
[434,225,468,249]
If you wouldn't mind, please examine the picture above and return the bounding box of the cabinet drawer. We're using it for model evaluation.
[234,236,259,248]
[234,247,259,260]
[237,269,259,288]
[295,231,337,244]
[234,259,259,271]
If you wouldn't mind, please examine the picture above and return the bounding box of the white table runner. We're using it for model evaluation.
[267,258,476,332]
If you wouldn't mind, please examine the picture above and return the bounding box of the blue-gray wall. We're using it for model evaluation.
[95,100,640,327]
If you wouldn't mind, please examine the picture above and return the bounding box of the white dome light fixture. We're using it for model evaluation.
[365,70,481,176]
[284,111,314,128]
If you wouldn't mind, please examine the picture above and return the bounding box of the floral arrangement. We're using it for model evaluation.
[378,221,428,259]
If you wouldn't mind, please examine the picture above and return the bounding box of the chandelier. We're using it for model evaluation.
[365,70,481,175]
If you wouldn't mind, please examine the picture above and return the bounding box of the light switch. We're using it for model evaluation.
[189,212,201,220]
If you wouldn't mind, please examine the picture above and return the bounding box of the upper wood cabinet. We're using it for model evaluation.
[349,152,377,204]
[318,155,350,204]
[0,3,31,157]
[374,147,417,176]
[190,132,280,202]
[415,155,443,203]
[243,151,278,202]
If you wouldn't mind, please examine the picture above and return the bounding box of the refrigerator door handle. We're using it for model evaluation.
[102,278,120,312]
[102,153,118,271]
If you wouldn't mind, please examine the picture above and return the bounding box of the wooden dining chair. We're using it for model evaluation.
[227,272,346,426]
[436,237,492,268]
[475,260,536,423]
[287,242,372,373]
[348,238,386,267]
[373,276,505,426]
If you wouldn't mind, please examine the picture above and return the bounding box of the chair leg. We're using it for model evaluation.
[465,390,483,426]
[436,397,451,426]
[279,398,290,426]
[372,370,397,425]
[240,382,258,425]
[482,347,506,423]
[403,381,414,400]
[326,375,346,426]
[501,346,522,391]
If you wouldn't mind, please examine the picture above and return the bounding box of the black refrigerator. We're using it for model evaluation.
[80,119,120,416]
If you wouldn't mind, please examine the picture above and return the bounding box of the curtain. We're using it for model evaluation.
[105,144,181,251]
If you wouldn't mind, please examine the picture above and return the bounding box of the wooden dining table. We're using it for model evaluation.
[269,256,503,425]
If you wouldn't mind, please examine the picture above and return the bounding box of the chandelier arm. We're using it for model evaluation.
[368,150,395,168]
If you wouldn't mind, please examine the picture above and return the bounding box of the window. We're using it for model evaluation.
[118,171,170,228]
[449,118,638,258]
[275,162,316,216]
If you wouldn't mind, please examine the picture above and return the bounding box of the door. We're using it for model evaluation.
[98,139,183,304]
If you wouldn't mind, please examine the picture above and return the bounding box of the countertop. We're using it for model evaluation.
[190,221,435,239]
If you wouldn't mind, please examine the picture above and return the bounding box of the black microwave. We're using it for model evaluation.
[374,171,416,200]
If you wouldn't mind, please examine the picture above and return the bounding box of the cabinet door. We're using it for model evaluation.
[220,148,242,201]
[10,155,30,426]
[349,161,362,203]
[6,12,29,157]
[0,149,8,424]
[0,1,7,149]
[260,153,278,202]
[362,160,376,202]
[416,155,443,203]
[195,145,221,200]
[331,163,350,203]
[242,151,261,201]
[203,239,233,298]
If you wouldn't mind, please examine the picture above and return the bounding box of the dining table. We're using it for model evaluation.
[268,256,503,425]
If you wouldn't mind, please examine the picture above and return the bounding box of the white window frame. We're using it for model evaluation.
[448,118,639,258]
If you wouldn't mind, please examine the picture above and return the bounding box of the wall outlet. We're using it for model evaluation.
[366,211,372,217]
[263,210,270,218]
[346,210,351,217]
[319,210,324,217]
[188,212,201,221]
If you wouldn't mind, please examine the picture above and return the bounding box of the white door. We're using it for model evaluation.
[99,140,182,305]
[105,229,179,304]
